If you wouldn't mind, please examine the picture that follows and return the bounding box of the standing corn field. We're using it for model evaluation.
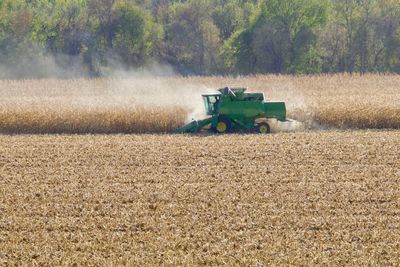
[0,74,400,134]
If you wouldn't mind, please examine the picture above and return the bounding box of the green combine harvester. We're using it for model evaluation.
[176,87,287,133]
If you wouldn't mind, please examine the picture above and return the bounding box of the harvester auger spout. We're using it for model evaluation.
[175,87,287,134]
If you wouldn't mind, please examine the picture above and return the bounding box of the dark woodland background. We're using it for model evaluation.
[1,0,399,77]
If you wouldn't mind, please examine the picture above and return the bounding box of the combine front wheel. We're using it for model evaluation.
[256,122,271,134]
[215,116,232,133]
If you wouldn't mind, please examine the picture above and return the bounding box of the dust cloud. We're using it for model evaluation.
[0,60,218,133]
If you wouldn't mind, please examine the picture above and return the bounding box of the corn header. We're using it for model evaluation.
[176,87,287,134]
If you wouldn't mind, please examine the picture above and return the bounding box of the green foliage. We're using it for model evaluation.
[316,0,400,73]
[163,0,220,74]
[0,0,400,77]
[212,1,244,40]
[0,0,37,74]
[231,0,328,74]
[216,31,241,74]
[112,1,158,66]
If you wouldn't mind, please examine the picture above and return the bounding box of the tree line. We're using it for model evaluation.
[0,0,399,77]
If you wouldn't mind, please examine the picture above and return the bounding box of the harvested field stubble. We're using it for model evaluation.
[1,131,400,265]
[1,74,400,133]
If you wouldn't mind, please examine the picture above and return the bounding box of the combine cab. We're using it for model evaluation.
[176,87,287,134]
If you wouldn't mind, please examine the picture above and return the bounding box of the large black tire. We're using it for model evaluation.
[256,122,271,134]
[214,116,232,133]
